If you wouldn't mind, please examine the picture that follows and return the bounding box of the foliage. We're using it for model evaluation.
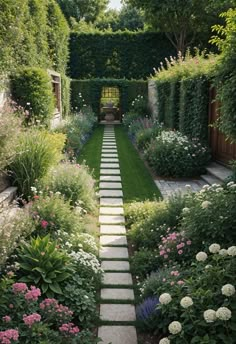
[31,192,85,237]
[136,126,163,150]
[8,130,65,199]
[125,201,163,228]
[61,74,71,117]
[145,131,210,177]
[182,183,236,250]
[69,32,175,79]
[211,9,236,142]
[124,0,235,53]
[130,248,160,279]
[42,162,97,211]
[17,235,74,297]
[10,67,55,126]
[0,102,22,172]
[136,296,160,332]
[71,79,148,116]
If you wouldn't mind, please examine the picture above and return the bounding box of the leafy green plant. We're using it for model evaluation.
[17,235,74,297]
[145,130,210,177]
[8,130,65,199]
[130,248,160,280]
[125,200,163,228]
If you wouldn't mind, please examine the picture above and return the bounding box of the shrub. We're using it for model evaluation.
[130,95,149,116]
[122,111,140,128]
[31,193,85,237]
[136,124,163,150]
[136,296,160,332]
[145,131,210,177]
[8,130,65,199]
[17,235,74,297]
[182,183,236,250]
[11,67,55,126]
[130,248,160,279]
[125,201,162,228]
[42,162,97,211]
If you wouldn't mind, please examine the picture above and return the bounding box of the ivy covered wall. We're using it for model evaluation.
[69,32,176,80]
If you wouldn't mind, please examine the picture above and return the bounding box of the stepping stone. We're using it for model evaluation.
[101,158,119,163]
[101,260,130,271]
[100,198,123,206]
[101,288,134,300]
[99,182,122,189]
[99,215,125,224]
[100,169,120,176]
[100,176,121,182]
[103,139,116,142]
[100,246,128,259]
[99,189,123,197]
[98,326,137,344]
[101,154,118,158]
[102,272,133,285]
[99,207,124,215]
[100,235,127,246]
[100,224,126,235]
[101,163,120,169]
[102,149,117,153]
[100,304,136,322]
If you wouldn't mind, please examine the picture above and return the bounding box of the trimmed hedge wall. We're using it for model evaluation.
[69,32,176,80]
[71,79,148,116]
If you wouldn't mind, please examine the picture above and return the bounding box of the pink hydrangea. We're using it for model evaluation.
[59,323,80,337]
[160,250,166,256]
[178,250,183,255]
[2,316,11,323]
[177,280,185,285]
[187,240,192,245]
[41,220,49,229]
[25,286,41,301]
[0,329,19,344]
[12,283,28,294]
[23,313,41,328]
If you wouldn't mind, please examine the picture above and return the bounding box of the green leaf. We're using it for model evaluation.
[49,282,62,294]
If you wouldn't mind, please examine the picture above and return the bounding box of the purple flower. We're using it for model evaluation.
[136,296,160,321]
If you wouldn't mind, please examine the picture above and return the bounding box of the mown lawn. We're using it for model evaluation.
[115,125,161,203]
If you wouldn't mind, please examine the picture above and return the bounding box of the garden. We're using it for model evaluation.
[0,1,236,344]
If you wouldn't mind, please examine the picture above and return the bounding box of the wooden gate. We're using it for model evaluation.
[209,87,236,164]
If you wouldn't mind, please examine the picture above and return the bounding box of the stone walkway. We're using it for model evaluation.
[155,178,206,199]
[98,125,137,344]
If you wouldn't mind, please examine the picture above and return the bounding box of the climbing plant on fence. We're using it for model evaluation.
[69,31,176,79]
[71,79,148,115]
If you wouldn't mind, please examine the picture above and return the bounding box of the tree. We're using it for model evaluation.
[56,0,108,24]
[124,0,236,53]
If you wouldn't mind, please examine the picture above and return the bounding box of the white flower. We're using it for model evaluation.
[203,309,216,323]
[159,338,170,344]
[209,243,221,254]
[201,201,211,209]
[168,321,182,334]
[221,284,235,297]
[216,307,232,321]
[180,296,193,308]
[196,252,208,262]
[202,184,210,190]
[182,207,190,215]
[219,249,228,256]
[205,264,213,269]
[229,184,236,189]
[159,293,172,305]
[228,246,236,256]
[227,181,234,187]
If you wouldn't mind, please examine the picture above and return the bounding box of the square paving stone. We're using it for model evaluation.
[100,224,126,234]
[101,260,130,271]
[100,304,136,322]
[100,247,128,259]
[101,158,119,163]
[99,215,125,224]
[101,288,134,300]
[99,207,124,215]
[98,326,137,344]
[101,163,120,169]
[102,272,133,285]
[99,190,123,197]
[100,176,121,182]
[100,198,123,206]
[99,182,122,189]
[100,235,127,246]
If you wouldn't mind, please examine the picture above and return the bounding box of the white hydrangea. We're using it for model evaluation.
[205,264,213,270]
[227,181,234,187]
[219,249,228,257]
[216,307,232,321]
[159,293,172,305]
[180,296,193,308]
[159,338,170,344]
[168,321,182,334]
[221,284,235,297]
[182,207,190,215]
[227,246,236,256]
[209,243,221,254]
[196,251,208,262]
[201,201,211,209]
[203,309,216,323]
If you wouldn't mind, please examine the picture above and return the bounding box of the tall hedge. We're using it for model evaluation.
[69,32,176,80]
[71,79,148,116]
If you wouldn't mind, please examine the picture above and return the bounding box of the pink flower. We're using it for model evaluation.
[167,248,171,253]
[8,304,14,309]
[0,329,19,343]
[2,316,11,323]
[59,323,80,337]
[12,283,28,294]
[178,250,183,255]
[23,313,41,328]
[41,220,49,229]
[159,250,166,256]
[170,282,175,286]
[177,280,185,285]
[25,286,41,301]
[187,240,192,245]
[164,254,168,259]
[162,278,166,282]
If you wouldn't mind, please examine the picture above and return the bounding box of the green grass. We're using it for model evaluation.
[115,125,161,203]
[77,125,104,182]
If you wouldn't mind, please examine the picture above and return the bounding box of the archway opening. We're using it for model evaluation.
[100,86,121,122]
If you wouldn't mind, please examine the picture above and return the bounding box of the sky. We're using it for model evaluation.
[109,0,122,10]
